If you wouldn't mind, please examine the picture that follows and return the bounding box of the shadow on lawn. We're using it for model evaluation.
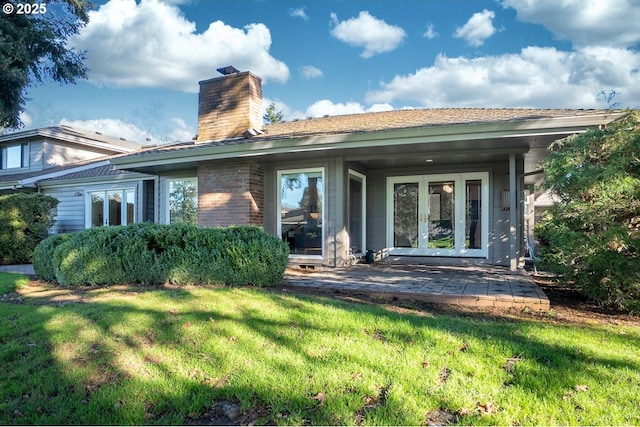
[1,275,639,425]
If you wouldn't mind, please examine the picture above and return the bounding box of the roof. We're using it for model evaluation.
[0,125,149,153]
[260,108,611,138]
[0,153,145,190]
[112,108,623,165]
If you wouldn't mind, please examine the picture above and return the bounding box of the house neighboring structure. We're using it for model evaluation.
[109,68,625,271]
[0,126,156,233]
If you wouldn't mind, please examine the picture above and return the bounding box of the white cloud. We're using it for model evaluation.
[300,65,324,79]
[330,11,406,58]
[501,0,640,49]
[303,100,393,118]
[68,0,289,92]
[423,24,438,40]
[289,7,308,21]
[454,9,497,47]
[366,47,640,108]
[19,112,33,128]
[59,117,195,144]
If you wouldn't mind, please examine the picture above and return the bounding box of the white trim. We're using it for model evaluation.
[348,169,367,255]
[386,172,489,258]
[277,167,326,260]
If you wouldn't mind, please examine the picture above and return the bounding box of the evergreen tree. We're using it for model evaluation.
[535,111,640,311]
[1,0,89,129]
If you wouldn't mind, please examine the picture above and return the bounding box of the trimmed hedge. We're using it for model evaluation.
[33,223,290,287]
[32,233,72,281]
[0,193,58,264]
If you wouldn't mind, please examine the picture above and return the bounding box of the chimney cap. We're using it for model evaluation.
[217,65,241,75]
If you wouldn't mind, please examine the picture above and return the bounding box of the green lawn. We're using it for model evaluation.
[1,271,639,425]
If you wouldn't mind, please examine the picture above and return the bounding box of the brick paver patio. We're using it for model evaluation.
[284,263,550,311]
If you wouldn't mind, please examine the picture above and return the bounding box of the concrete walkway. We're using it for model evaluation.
[0,263,550,310]
[284,263,550,310]
[0,264,35,275]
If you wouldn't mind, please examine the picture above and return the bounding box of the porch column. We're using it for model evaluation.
[509,153,518,271]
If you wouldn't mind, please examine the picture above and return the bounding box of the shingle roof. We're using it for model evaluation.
[260,108,609,138]
[118,108,613,160]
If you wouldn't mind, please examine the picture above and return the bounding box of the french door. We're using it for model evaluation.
[387,173,488,257]
[87,189,136,227]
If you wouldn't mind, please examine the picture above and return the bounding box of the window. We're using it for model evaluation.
[1,144,28,169]
[167,178,198,224]
[87,189,136,227]
[278,169,324,257]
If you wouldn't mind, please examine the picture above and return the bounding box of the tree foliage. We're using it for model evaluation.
[263,102,284,124]
[0,0,89,129]
[535,110,640,312]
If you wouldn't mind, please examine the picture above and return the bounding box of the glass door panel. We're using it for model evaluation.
[126,189,136,225]
[393,182,419,248]
[107,191,123,226]
[427,181,455,249]
[91,192,104,227]
[465,180,482,249]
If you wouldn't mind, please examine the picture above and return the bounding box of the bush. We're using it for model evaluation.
[32,233,73,281]
[40,223,289,287]
[535,110,640,312]
[0,193,58,264]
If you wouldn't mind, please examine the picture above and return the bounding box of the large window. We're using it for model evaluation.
[87,189,136,227]
[1,144,28,169]
[278,169,324,257]
[167,178,198,224]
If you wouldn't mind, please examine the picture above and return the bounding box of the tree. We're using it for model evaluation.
[263,102,284,124]
[0,0,89,130]
[535,110,640,312]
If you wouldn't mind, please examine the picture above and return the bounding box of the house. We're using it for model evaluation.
[0,68,623,270]
[108,67,624,271]
[0,126,156,233]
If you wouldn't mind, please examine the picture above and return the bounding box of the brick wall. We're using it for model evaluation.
[197,160,264,227]
[196,71,263,142]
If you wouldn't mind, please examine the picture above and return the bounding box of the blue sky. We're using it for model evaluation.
[18,0,640,143]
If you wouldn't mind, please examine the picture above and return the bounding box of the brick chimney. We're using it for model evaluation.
[196,67,263,142]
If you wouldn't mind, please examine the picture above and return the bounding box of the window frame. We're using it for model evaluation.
[166,177,198,225]
[85,187,137,228]
[1,143,29,170]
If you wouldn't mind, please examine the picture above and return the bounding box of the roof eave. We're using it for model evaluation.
[111,112,622,171]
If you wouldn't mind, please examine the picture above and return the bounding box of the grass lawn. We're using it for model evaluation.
[1,271,640,425]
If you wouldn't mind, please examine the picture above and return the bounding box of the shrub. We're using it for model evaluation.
[45,223,289,287]
[32,233,73,281]
[0,193,58,264]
